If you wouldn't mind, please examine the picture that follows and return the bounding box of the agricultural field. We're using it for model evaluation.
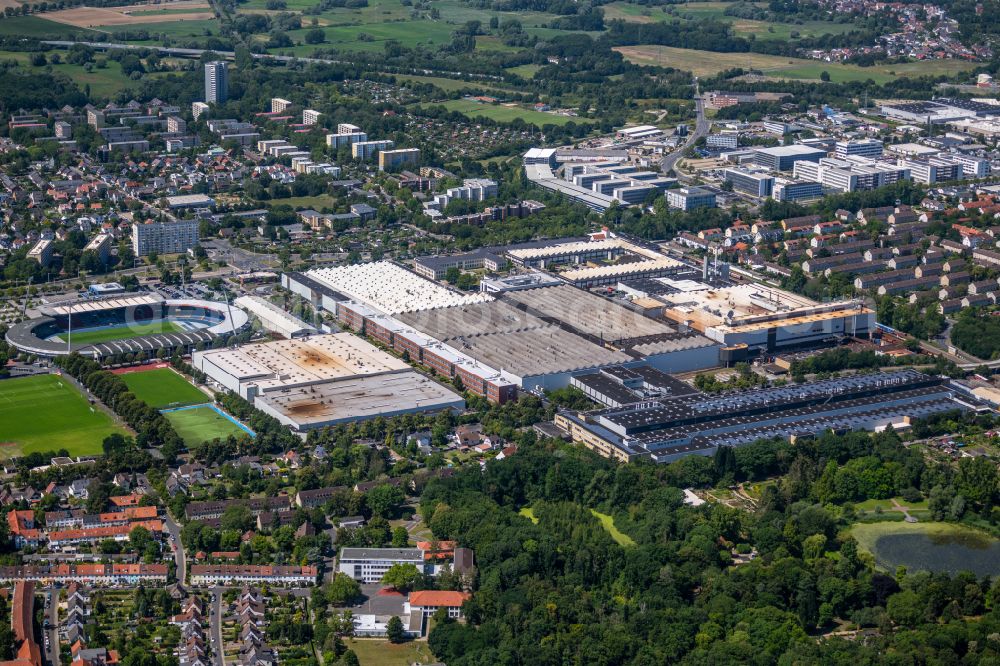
[419,99,582,126]
[43,1,214,28]
[0,50,149,97]
[0,14,101,37]
[613,45,976,83]
[120,367,209,409]
[0,374,127,457]
[164,404,252,445]
[56,320,185,345]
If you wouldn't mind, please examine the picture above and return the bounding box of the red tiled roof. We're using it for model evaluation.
[408,590,470,608]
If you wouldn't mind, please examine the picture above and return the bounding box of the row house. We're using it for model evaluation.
[188,565,318,586]
[0,564,168,585]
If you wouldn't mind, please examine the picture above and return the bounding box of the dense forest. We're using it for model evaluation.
[420,422,1000,665]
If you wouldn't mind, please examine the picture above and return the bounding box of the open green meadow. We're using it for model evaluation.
[344,639,436,666]
[614,45,976,82]
[165,405,250,446]
[108,18,220,37]
[590,509,636,546]
[0,50,148,97]
[58,320,185,345]
[420,99,581,126]
[121,368,209,409]
[0,374,126,458]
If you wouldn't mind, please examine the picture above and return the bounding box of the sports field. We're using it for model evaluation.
[59,320,185,345]
[613,45,976,83]
[164,405,252,446]
[0,374,126,458]
[121,368,209,409]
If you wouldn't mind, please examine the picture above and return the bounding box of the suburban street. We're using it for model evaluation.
[661,79,710,176]
[44,589,58,666]
[211,588,225,666]
[163,514,186,586]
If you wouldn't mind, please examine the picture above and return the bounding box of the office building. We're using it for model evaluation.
[204,61,228,104]
[724,168,774,197]
[378,147,420,171]
[131,220,199,256]
[773,178,824,202]
[950,153,991,178]
[902,157,964,184]
[752,144,826,171]
[707,133,739,149]
[666,187,717,211]
[835,139,883,159]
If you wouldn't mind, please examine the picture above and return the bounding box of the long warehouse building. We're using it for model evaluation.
[557,370,982,463]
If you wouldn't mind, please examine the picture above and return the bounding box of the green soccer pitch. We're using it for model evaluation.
[57,320,185,345]
[164,405,251,446]
[0,374,127,457]
[121,368,210,409]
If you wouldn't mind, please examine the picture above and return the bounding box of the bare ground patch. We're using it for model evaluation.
[44,4,214,27]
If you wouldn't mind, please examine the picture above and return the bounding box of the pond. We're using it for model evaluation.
[864,525,1000,576]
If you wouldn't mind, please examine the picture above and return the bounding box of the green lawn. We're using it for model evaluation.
[282,18,455,54]
[0,15,101,37]
[267,194,337,209]
[59,320,185,345]
[0,374,127,458]
[419,99,582,127]
[121,368,209,409]
[345,639,437,666]
[506,64,541,79]
[0,49,147,97]
[396,74,507,94]
[521,505,634,545]
[165,405,251,446]
[590,509,636,547]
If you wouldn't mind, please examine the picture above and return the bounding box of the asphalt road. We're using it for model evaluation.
[164,514,186,586]
[44,588,58,666]
[661,81,710,176]
[211,588,225,666]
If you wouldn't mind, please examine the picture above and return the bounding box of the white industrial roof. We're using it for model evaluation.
[507,238,623,261]
[234,295,316,337]
[197,333,409,391]
[560,258,683,282]
[306,261,493,314]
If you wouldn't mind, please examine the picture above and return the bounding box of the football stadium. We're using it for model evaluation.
[6,293,250,359]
